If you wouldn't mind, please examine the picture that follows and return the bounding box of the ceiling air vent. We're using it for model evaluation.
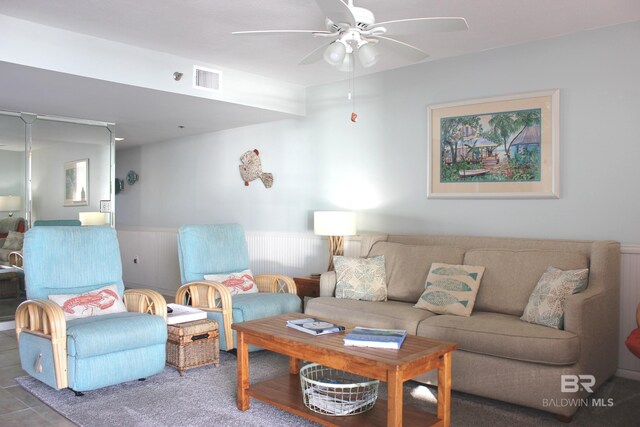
[193,66,221,92]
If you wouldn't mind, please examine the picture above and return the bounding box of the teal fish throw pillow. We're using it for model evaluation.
[414,263,485,316]
[520,266,589,329]
[334,255,387,302]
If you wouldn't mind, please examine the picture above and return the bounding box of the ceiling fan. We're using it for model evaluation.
[232,0,468,71]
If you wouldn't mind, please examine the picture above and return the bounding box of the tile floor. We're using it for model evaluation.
[0,329,76,426]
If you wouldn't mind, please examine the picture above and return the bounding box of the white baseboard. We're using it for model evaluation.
[0,320,16,331]
[615,368,640,381]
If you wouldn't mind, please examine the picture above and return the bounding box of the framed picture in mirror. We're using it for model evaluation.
[64,158,89,206]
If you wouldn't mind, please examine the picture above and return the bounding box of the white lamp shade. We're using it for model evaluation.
[323,41,347,66]
[0,195,22,212]
[314,211,357,236]
[358,43,380,68]
[79,212,110,226]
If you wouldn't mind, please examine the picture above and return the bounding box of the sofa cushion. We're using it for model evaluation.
[417,311,580,365]
[334,256,387,302]
[305,297,437,334]
[368,242,465,302]
[465,249,589,316]
[66,312,167,358]
[521,267,589,329]
[415,263,485,316]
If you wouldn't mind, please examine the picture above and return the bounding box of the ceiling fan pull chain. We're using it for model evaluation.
[350,56,357,122]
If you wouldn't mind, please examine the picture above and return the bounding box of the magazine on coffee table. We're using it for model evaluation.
[343,327,407,349]
[286,318,345,335]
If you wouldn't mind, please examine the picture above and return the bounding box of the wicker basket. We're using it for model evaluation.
[166,319,219,376]
[299,363,379,416]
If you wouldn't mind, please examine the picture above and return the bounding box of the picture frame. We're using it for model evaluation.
[427,89,559,199]
[64,158,89,206]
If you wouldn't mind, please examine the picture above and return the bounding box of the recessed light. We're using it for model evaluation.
[115,137,125,141]
[178,125,185,129]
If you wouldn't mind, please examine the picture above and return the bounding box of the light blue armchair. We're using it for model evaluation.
[176,224,301,351]
[15,227,167,394]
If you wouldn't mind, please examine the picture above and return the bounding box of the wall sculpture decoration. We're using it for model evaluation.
[239,149,273,188]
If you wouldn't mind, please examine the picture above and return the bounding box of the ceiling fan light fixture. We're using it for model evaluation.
[358,42,379,68]
[337,53,353,72]
[323,40,347,66]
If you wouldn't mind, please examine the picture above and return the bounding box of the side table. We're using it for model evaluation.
[293,276,320,311]
[166,319,220,376]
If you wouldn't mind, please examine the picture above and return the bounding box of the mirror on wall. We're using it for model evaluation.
[31,119,113,226]
[0,111,115,323]
[0,113,26,322]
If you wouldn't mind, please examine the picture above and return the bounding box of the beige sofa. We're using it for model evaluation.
[305,234,620,419]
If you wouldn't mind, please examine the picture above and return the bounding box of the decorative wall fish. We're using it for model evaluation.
[239,149,273,188]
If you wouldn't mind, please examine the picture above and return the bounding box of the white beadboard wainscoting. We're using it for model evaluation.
[116,227,640,380]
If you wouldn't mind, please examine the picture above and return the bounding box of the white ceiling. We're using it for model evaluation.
[1,0,639,146]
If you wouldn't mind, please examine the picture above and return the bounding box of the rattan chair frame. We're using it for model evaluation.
[175,274,297,350]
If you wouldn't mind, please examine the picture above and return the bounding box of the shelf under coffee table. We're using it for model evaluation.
[232,313,458,427]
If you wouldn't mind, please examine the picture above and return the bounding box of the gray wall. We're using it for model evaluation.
[116,22,640,244]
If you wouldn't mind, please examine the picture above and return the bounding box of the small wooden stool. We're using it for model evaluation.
[166,319,220,376]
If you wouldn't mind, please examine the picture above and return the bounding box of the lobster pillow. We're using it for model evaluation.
[49,285,128,321]
[627,328,640,359]
[203,269,258,296]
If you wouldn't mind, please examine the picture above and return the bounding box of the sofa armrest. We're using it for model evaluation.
[15,299,68,389]
[124,289,167,320]
[255,274,297,294]
[564,286,617,381]
[320,271,337,297]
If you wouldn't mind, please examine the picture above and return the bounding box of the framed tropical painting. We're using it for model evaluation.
[427,90,559,199]
[64,158,89,206]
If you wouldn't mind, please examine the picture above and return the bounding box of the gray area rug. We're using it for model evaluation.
[17,351,640,427]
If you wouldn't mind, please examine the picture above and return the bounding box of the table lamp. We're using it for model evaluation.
[314,211,357,271]
[0,195,22,217]
[79,212,110,226]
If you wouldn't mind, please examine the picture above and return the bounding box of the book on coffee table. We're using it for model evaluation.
[286,318,345,335]
[166,303,207,325]
[343,327,407,349]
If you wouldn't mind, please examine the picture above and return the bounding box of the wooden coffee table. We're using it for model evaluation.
[232,313,458,427]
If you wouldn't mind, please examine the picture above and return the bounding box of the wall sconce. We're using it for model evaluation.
[314,211,357,271]
[0,195,22,217]
[79,212,110,226]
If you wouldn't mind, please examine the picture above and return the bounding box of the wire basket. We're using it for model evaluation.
[299,363,379,416]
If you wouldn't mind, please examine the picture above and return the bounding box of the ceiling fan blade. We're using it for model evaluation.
[375,36,429,62]
[374,17,468,35]
[232,30,331,36]
[315,0,356,26]
[299,43,330,65]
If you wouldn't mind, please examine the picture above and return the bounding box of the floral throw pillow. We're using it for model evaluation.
[521,267,589,329]
[414,263,485,316]
[48,284,127,321]
[2,231,23,251]
[204,269,258,296]
[334,256,387,301]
